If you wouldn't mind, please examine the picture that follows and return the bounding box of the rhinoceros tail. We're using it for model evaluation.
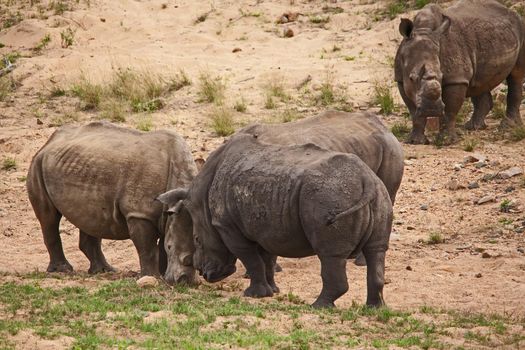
[326,188,376,226]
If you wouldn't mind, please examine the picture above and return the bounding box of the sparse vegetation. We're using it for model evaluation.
[499,199,513,213]
[100,99,126,122]
[427,231,444,244]
[491,99,506,119]
[197,72,226,104]
[318,82,335,106]
[456,100,473,125]
[373,81,396,115]
[462,136,479,152]
[71,75,103,110]
[2,157,16,171]
[264,94,276,109]
[33,33,51,53]
[169,69,192,92]
[280,109,300,123]
[0,76,16,101]
[50,112,79,127]
[391,120,411,140]
[49,85,66,98]
[385,0,408,19]
[210,106,235,136]
[60,27,75,48]
[309,15,330,25]
[136,116,153,131]
[234,98,247,112]
[509,126,525,142]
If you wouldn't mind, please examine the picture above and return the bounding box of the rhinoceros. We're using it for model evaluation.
[239,110,404,204]
[158,135,393,308]
[395,0,525,144]
[27,122,196,284]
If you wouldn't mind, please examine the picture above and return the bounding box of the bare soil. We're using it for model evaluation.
[1,0,524,335]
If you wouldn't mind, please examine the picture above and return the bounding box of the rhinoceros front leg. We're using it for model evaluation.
[363,249,386,307]
[258,247,280,293]
[312,256,348,308]
[398,83,429,144]
[438,84,467,144]
[127,218,160,276]
[501,72,525,128]
[465,91,492,130]
[79,231,116,274]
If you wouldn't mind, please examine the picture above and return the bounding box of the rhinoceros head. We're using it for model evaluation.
[156,188,197,285]
[398,8,450,122]
[158,187,237,284]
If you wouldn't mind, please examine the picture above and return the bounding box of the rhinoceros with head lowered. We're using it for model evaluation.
[159,134,393,308]
[395,0,525,144]
[27,122,197,284]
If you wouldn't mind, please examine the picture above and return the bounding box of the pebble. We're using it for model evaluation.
[517,247,524,253]
[467,182,479,189]
[232,47,242,53]
[475,273,482,278]
[404,160,414,166]
[420,204,429,211]
[474,161,487,169]
[453,163,463,171]
[283,27,294,38]
[137,276,158,288]
[406,265,413,271]
[477,195,495,205]
[406,226,415,230]
[499,167,523,179]
[481,252,492,259]
[505,186,515,193]
[463,154,486,163]
[445,179,465,191]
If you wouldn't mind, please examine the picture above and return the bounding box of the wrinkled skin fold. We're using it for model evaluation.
[163,135,393,308]
[395,0,525,144]
[27,121,197,285]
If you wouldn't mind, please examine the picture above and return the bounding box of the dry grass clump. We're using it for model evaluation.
[197,72,226,104]
[210,106,235,136]
[372,81,395,115]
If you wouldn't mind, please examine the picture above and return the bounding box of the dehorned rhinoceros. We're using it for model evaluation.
[158,135,393,308]
[27,122,196,284]
[395,0,525,144]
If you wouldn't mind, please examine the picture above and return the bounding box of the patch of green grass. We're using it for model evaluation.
[391,120,411,140]
[373,82,395,115]
[264,94,276,109]
[462,136,479,152]
[2,157,16,171]
[0,76,16,101]
[210,106,235,136]
[50,112,79,127]
[344,56,355,61]
[1,52,21,68]
[60,27,75,48]
[33,34,51,53]
[385,0,409,19]
[3,11,23,29]
[49,85,66,98]
[318,82,335,106]
[491,99,506,119]
[197,72,226,104]
[264,79,289,102]
[415,0,430,9]
[0,278,524,349]
[427,231,444,244]
[234,98,247,112]
[100,99,126,122]
[499,199,512,213]
[510,126,525,142]
[71,75,103,110]
[456,100,473,125]
[136,116,153,132]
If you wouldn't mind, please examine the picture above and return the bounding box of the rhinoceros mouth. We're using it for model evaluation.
[202,264,237,283]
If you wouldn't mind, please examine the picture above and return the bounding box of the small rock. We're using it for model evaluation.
[404,160,414,166]
[36,118,43,125]
[498,167,523,179]
[481,252,492,259]
[283,27,294,38]
[394,220,404,225]
[100,18,106,22]
[453,163,463,171]
[406,226,415,230]
[384,278,392,284]
[489,160,500,167]
[420,204,428,211]
[477,195,495,205]
[517,247,524,253]
[475,273,482,278]
[279,16,289,24]
[515,227,525,234]
[505,186,515,193]
[467,182,480,189]
[463,154,486,164]
[474,161,487,169]
[137,276,158,288]
[481,173,495,182]
[406,265,413,271]
[445,179,465,191]
[232,47,242,53]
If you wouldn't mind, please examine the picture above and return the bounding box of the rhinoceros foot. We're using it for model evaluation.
[244,283,274,298]
[406,130,429,145]
[464,119,487,130]
[47,261,73,273]
[88,263,116,274]
[436,130,459,145]
[311,298,335,309]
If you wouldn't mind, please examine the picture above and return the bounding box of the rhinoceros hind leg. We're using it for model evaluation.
[464,92,491,130]
[39,209,73,273]
[258,247,279,293]
[312,256,348,308]
[363,249,386,308]
[79,231,115,274]
[353,252,367,266]
[501,71,525,129]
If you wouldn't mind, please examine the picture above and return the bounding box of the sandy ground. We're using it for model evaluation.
[1,0,524,322]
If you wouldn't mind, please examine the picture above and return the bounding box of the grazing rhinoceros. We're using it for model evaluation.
[158,135,393,308]
[27,122,197,285]
[395,0,525,144]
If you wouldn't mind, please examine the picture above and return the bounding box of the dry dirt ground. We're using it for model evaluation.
[0,0,524,346]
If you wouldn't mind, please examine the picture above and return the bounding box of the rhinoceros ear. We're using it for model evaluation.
[399,18,413,38]
[167,200,184,215]
[156,188,188,206]
[435,15,451,35]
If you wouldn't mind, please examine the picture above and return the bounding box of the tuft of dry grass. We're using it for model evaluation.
[210,106,235,136]
[372,81,395,115]
[197,72,226,104]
